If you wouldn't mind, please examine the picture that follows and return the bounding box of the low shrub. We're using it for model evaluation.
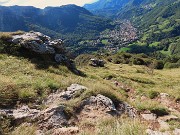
[148,91,159,99]
[151,108,169,116]
[164,62,180,69]
[0,84,18,108]
[11,123,37,135]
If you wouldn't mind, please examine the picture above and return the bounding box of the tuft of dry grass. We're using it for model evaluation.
[0,31,24,40]
[79,117,147,135]
[11,123,37,135]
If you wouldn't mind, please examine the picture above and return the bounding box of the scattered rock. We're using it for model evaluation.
[146,129,171,135]
[60,84,87,100]
[119,102,137,118]
[90,59,105,67]
[174,128,180,135]
[158,120,170,131]
[160,93,169,99]
[52,127,79,135]
[78,94,137,120]
[89,94,116,111]
[141,113,157,121]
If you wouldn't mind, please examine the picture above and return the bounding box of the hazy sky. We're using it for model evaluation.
[0,0,97,8]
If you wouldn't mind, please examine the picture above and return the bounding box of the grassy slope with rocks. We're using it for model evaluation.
[0,34,179,134]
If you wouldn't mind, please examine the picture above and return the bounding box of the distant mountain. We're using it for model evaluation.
[0,5,113,43]
[117,0,180,56]
[84,0,129,17]
[84,0,180,56]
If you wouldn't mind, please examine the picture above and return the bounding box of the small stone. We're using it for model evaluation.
[141,113,157,121]
[53,127,79,135]
[60,84,87,100]
[146,129,171,135]
[173,128,180,135]
[158,120,170,131]
[160,93,169,99]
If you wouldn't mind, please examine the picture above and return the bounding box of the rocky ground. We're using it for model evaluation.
[0,83,179,135]
[0,84,137,134]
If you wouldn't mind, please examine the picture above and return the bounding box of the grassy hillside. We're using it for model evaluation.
[118,0,180,58]
[0,38,180,134]
[0,5,113,48]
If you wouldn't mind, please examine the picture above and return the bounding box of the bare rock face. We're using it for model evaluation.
[10,31,68,61]
[38,106,69,130]
[9,31,80,74]
[60,84,87,100]
[11,32,58,54]
[0,105,40,125]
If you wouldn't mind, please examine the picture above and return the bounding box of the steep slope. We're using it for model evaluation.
[84,0,180,57]
[0,5,113,45]
[117,0,180,57]
[84,0,129,17]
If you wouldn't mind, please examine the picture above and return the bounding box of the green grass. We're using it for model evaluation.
[101,39,109,45]
[162,27,174,32]
[149,42,160,47]
[119,47,131,52]
[0,50,180,134]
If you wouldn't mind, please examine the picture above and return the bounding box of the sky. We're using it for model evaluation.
[0,0,97,8]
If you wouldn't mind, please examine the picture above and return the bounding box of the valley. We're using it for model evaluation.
[0,0,180,135]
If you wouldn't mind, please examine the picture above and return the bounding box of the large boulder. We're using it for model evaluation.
[87,94,117,111]
[11,31,56,54]
[90,59,105,67]
[10,31,67,57]
[9,31,80,74]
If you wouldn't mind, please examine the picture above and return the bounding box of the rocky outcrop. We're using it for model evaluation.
[90,59,105,67]
[8,31,81,74]
[0,105,40,125]
[60,84,87,100]
[38,106,69,130]
[10,31,66,57]
[78,94,137,121]
[11,32,62,54]
[81,94,117,111]
[0,84,138,134]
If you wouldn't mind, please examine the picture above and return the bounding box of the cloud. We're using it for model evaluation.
[0,0,11,4]
[0,0,97,8]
